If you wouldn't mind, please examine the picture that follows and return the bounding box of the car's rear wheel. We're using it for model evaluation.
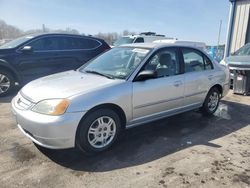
[76,109,121,155]
[0,70,15,97]
[201,87,220,116]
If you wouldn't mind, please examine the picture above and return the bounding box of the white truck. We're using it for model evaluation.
[113,32,175,47]
[153,39,206,50]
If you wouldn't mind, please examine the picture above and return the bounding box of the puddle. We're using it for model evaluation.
[214,104,231,120]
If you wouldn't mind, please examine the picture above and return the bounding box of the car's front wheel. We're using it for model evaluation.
[201,87,220,116]
[76,109,121,155]
[0,70,15,97]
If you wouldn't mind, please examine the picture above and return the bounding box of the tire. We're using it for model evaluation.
[76,109,122,155]
[201,87,220,116]
[0,70,15,97]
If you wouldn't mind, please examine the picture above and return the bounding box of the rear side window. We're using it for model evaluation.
[59,37,79,50]
[182,48,204,73]
[29,36,101,51]
[71,37,101,50]
[134,37,144,43]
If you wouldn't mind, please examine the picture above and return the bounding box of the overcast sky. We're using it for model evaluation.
[0,0,230,45]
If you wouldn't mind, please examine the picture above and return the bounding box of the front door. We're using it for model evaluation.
[132,48,184,122]
[17,36,81,84]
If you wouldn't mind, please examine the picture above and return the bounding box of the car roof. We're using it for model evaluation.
[121,42,207,54]
[121,42,195,49]
[123,35,166,38]
[121,42,169,48]
[24,33,104,42]
[120,42,212,60]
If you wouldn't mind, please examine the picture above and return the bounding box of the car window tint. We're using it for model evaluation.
[30,37,60,51]
[144,48,180,77]
[204,55,213,70]
[59,37,78,50]
[71,37,101,50]
[30,36,101,51]
[182,48,204,73]
[134,37,144,43]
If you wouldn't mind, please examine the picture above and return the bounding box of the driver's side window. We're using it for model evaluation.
[144,48,180,77]
[29,37,59,51]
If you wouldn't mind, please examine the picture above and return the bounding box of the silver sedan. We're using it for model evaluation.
[12,43,230,154]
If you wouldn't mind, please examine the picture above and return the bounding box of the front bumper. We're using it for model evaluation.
[11,97,86,149]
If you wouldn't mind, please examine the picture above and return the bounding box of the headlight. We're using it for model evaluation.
[31,99,70,115]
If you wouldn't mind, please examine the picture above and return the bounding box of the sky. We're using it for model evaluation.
[0,0,230,45]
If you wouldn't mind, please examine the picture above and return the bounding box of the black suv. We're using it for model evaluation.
[0,33,110,96]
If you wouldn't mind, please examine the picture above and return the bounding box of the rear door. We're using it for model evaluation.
[181,47,214,107]
[132,47,185,122]
[62,36,104,67]
[55,36,92,71]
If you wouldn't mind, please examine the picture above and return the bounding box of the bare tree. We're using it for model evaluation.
[0,20,138,45]
[0,20,23,39]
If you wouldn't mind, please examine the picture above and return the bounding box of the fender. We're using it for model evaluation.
[0,59,22,84]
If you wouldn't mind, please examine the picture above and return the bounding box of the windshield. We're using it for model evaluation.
[79,47,150,79]
[113,37,134,46]
[0,36,34,49]
[233,43,250,56]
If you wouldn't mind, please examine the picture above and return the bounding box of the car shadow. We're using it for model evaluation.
[36,99,250,172]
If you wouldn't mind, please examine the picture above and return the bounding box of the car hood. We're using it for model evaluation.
[21,70,124,103]
[0,48,14,57]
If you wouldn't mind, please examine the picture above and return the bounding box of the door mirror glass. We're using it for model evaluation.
[20,46,33,53]
[135,70,157,81]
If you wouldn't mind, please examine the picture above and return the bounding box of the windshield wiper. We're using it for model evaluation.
[85,70,114,79]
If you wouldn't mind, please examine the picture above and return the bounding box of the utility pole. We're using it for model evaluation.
[217,20,222,50]
[42,24,46,32]
[216,20,222,61]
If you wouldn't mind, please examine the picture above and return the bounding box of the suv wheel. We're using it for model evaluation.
[76,109,121,155]
[0,70,15,97]
[201,87,220,116]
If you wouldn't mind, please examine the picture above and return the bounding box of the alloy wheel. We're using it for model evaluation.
[87,116,116,149]
[0,74,10,94]
[207,91,219,112]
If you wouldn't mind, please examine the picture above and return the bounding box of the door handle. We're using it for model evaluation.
[173,81,182,87]
[208,75,214,80]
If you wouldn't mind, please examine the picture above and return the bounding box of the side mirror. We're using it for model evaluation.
[135,70,157,81]
[20,46,33,53]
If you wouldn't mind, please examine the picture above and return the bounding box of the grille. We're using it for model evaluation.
[15,93,34,110]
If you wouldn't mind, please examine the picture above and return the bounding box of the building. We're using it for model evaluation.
[225,0,250,57]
